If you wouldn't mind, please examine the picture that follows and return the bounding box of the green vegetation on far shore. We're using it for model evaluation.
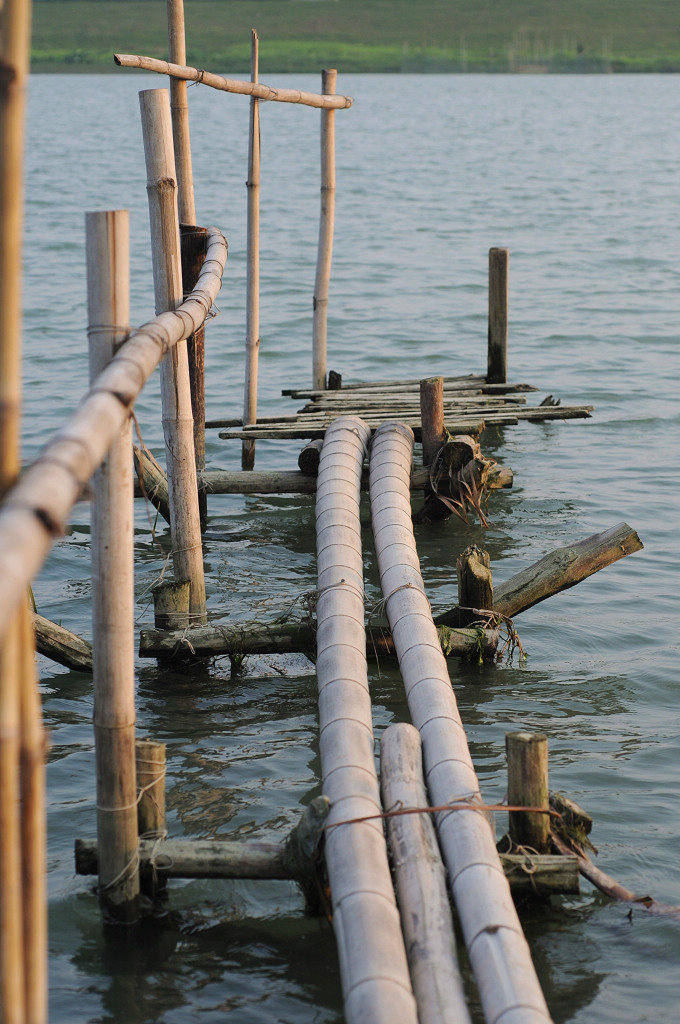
[31,0,680,74]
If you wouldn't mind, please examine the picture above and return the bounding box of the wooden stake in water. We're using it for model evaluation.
[488,247,508,384]
[86,209,140,924]
[312,69,337,391]
[506,732,550,854]
[419,376,445,467]
[139,88,207,623]
[242,29,260,471]
[166,0,196,225]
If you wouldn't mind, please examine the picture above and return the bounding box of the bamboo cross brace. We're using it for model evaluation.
[114,54,353,109]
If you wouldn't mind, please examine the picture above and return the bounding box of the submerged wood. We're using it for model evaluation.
[114,54,354,109]
[0,226,226,642]
[133,444,171,524]
[242,30,261,471]
[138,620,497,660]
[315,416,418,1023]
[381,724,472,1024]
[87,209,140,924]
[369,421,552,1024]
[312,69,337,390]
[33,613,93,672]
[140,89,207,622]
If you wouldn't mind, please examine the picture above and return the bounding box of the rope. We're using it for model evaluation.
[321,799,560,833]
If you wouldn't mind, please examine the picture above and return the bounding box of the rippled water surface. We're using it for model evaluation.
[24,73,680,1023]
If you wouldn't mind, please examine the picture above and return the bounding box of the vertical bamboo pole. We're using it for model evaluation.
[506,732,550,854]
[86,210,140,924]
[166,0,196,225]
[312,68,337,391]
[419,376,445,466]
[139,88,207,623]
[242,29,260,471]
[180,224,208,525]
[488,247,508,384]
[0,0,42,1016]
[135,739,166,838]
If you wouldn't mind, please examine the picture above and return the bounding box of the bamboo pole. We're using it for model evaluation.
[114,54,354,109]
[0,228,226,645]
[488,247,509,384]
[381,724,471,1024]
[312,68,337,391]
[242,30,260,471]
[180,226,208,524]
[139,88,207,623]
[86,209,139,924]
[133,443,171,524]
[369,421,553,1024]
[166,0,196,225]
[506,732,550,854]
[315,417,418,1024]
[0,0,43,1014]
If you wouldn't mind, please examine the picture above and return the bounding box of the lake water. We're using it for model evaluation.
[24,72,679,1023]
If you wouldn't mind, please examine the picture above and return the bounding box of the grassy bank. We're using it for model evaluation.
[32,0,680,74]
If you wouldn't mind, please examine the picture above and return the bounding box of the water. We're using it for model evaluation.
[24,73,679,1022]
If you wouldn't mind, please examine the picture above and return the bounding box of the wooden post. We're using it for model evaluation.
[488,247,508,384]
[136,739,166,838]
[166,0,196,224]
[180,224,208,525]
[506,732,550,854]
[312,69,337,391]
[139,88,207,624]
[381,724,471,1024]
[133,444,171,525]
[457,545,493,625]
[86,209,140,924]
[419,376,445,467]
[152,578,190,631]
[242,29,260,471]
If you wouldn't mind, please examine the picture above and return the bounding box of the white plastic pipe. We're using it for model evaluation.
[316,416,418,1024]
[369,421,553,1024]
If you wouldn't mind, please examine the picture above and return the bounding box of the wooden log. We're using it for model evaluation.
[456,545,493,626]
[140,88,207,623]
[218,419,486,441]
[87,210,139,925]
[152,578,190,631]
[368,421,552,1024]
[114,54,354,109]
[133,444,171,524]
[312,69,337,391]
[33,613,93,672]
[493,522,643,619]
[315,417,418,1023]
[488,247,508,384]
[435,522,643,628]
[138,620,497,660]
[0,227,226,645]
[500,853,579,895]
[381,724,471,1024]
[297,438,324,475]
[180,225,208,525]
[242,30,261,471]
[506,732,550,854]
[419,376,445,467]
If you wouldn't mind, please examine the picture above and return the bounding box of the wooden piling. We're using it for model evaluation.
[180,225,209,525]
[506,732,550,854]
[242,29,261,471]
[86,209,139,924]
[488,247,508,384]
[139,88,207,623]
[381,724,472,1024]
[456,545,493,625]
[152,578,191,631]
[419,376,445,467]
[312,69,337,391]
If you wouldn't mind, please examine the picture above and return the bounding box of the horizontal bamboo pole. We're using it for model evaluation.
[0,228,227,644]
[75,837,578,893]
[218,419,487,440]
[114,54,353,109]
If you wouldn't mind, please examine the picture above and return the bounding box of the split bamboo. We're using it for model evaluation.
[381,724,471,1024]
[242,30,260,471]
[0,0,46,1014]
[86,209,139,924]
[488,247,509,384]
[136,738,166,839]
[369,421,553,1024]
[315,416,418,1024]
[312,69,337,391]
[139,88,207,622]
[114,54,354,109]
[166,0,196,224]
[0,226,226,648]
